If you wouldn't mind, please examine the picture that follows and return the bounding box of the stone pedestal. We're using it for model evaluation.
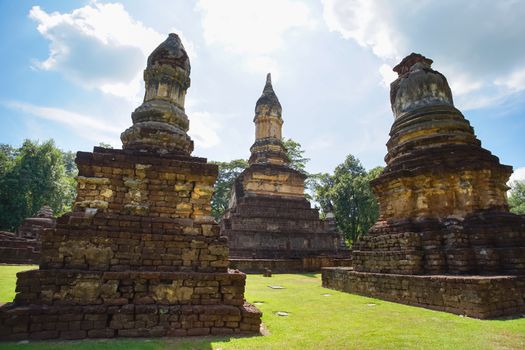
[323,53,525,318]
[0,33,261,340]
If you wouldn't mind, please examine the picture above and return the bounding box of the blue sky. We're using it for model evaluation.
[1,0,524,181]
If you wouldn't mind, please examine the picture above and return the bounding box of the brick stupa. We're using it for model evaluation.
[323,53,525,318]
[0,33,261,340]
[221,74,350,273]
[0,206,55,264]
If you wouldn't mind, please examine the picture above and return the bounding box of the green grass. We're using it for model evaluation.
[0,267,524,349]
[0,265,35,303]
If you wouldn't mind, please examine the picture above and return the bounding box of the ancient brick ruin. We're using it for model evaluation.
[323,53,525,319]
[221,74,350,272]
[0,33,261,340]
[0,206,55,264]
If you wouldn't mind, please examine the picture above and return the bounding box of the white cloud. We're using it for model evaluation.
[6,101,122,146]
[509,167,525,184]
[243,56,281,81]
[23,2,222,154]
[187,111,221,149]
[322,0,525,110]
[196,0,316,75]
[378,64,396,87]
[29,2,195,102]
[322,0,401,59]
[495,67,525,92]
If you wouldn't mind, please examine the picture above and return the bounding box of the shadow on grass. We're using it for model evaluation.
[0,333,265,350]
[298,273,318,278]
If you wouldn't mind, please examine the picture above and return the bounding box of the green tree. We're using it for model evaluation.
[210,159,248,221]
[61,150,77,176]
[509,180,525,215]
[307,172,334,217]
[310,155,383,245]
[282,138,310,173]
[0,140,75,231]
[0,145,16,177]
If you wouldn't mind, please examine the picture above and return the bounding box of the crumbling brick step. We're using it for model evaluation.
[322,267,525,319]
[0,302,261,340]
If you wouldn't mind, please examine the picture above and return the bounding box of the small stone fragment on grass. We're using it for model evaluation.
[276,311,289,316]
[268,285,285,289]
[322,293,332,296]
[367,303,377,307]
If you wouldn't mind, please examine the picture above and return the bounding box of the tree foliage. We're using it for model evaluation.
[0,140,77,231]
[509,180,525,215]
[282,138,310,173]
[310,155,383,245]
[210,159,248,221]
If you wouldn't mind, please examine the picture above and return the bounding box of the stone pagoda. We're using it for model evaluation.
[221,74,350,273]
[0,206,55,264]
[0,33,261,340]
[323,53,525,318]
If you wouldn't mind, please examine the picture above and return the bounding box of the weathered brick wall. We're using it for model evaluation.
[352,212,525,275]
[0,208,55,264]
[0,232,40,264]
[222,196,347,260]
[74,148,216,219]
[241,164,305,199]
[0,303,261,340]
[14,269,246,306]
[18,217,55,240]
[40,214,228,272]
[322,267,525,319]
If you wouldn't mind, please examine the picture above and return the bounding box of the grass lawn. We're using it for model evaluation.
[0,266,524,349]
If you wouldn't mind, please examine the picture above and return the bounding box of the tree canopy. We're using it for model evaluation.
[509,180,525,215]
[282,138,310,173]
[0,140,77,231]
[210,159,248,221]
[310,155,383,245]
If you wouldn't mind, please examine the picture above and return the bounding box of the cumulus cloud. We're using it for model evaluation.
[29,2,196,102]
[21,2,221,150]
[196,0,316,76]
[322,0,525,109]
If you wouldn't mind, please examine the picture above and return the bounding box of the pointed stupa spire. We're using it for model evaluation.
[263,73,273,92]
[255,72,282,118]
[249,73,288,166]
